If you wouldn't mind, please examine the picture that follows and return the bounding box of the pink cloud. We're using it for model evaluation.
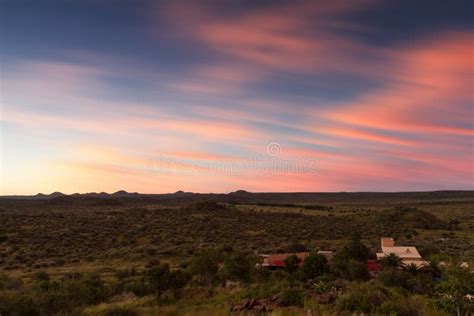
[159,0,383,80]
[325,33,474,138]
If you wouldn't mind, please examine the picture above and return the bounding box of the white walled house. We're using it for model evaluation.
[376,237,428,268]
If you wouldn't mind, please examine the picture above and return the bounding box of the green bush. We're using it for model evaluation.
[0,291,39,315]
[281,288,304,307]
[144,264,190,300]
[189,248,221,287]
[379,270,411,289]
[222,255,254,284]
[284,255,301,274]
[331,234,370,281]
[333,259,370,281]
[301,253,327,280]
[32,272,109,314]
[336,282,390,313]
[377,294,425,316]
[434,264,474,315]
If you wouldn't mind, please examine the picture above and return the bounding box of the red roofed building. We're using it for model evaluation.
[260,252,309,268]
[376,237,427,268]
[367,259,381,277]
[259,250,333,269]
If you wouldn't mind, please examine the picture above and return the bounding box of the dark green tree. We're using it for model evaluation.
[145,263,172,301]
[403,262,420,275]
[345,233,370,261]
[189,248,221,287]
[332,234,370,280]
[168,269,190,298]
[425,257,442,278]
[222,255,254,284]
[145,263,189,300]
[284,255,301,274]
[379,253,403,270]
[301,253,328,279]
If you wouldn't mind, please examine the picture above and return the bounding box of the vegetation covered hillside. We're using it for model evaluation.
[0,191,472,315]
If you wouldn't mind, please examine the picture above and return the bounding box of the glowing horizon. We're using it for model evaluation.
[1,0,473,195]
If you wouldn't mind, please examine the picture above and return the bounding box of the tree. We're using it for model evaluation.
[281,288,305,307]
[189,248,220,288]
[379,253,403,270]
[284,255,301,274]
[345,233,370,262]
[222,255,254,284]
[168,269,190,298]
[345,259,370,281]
[332,234,370,280]
[436,264,474,316]
[145,264,189,300]
[145,263,172,300]
[425,257,442,278]
[403,262,420,275]
[302,253,327,279]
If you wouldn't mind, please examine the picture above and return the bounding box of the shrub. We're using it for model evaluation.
[222,255,254,284]
[301,253,327,280]
[33,272,109,314]
[333,259,370,281]
[341,233,370,262]
[434,264,474,315]
[34,271,50,282]
[379,270,411,289]
[281,288,304,307]
[284,255,301,274]
[377,294,425,316]
[336,282,390,313]
[144,264,190,300]
[114,267,136,280]
[0,291,39,315]
[189,248,221,287]
[332,234,370,281]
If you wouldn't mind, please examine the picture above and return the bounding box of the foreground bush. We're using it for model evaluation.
[336,282,390,313]
[434,264,474,316]
[281,288,305,307]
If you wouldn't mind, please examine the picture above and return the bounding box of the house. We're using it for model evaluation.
[376,237,428,268]
[260,252,309,268]
[259,250,333,269]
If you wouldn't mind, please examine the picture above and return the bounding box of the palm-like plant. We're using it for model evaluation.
[403,262,420,275]
[379,253,403,270]
[425,258,442,278]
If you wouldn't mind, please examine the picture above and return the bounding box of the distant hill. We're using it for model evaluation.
[1,190,473,206]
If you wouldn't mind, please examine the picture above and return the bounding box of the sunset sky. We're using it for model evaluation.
[1,0,473,194]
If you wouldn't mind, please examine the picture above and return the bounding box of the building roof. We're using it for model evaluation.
[378,237,422,260]
[381,237,395,247]
[261,252,309,267]
[377,246,422,259]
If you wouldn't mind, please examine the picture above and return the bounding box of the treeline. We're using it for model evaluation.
[1,234,473,315]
